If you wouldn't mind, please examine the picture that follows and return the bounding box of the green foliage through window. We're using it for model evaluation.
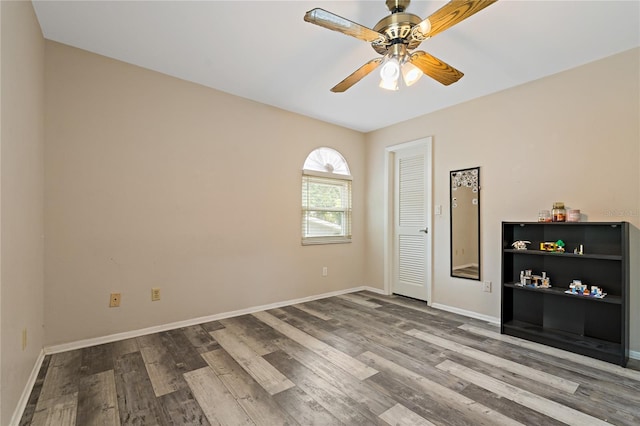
[302,174,352,242]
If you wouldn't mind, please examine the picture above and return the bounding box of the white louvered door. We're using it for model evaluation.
[393,144,430,301]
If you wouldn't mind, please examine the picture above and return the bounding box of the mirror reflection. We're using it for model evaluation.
[450,167,480,280]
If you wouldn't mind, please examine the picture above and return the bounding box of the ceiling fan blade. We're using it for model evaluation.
[425,0,498,39]
[331,58,383,93]
[305,8,384,43]
[410,51,464,86]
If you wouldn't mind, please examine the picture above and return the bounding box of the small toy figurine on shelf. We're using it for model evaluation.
[518,270,551,288]
[540,271,551,288]
[540,240,567,253]
[512,240,531,250]
[519,270,533,286]
[569,280,586,294]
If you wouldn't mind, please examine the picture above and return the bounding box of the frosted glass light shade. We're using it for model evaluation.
[402,62,423,86]
[380,58,400,82]
[379,78,399,91]
[418,19,431,36]
[379,57,400,91]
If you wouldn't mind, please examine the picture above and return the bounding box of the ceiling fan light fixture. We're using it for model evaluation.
[379,77,399,91]
[379,57,400,82]
[401,61,423,86]
[379,56,401,90]
[304,0,496,92]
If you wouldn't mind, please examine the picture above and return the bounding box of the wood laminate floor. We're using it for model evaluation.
[20,291,640,425]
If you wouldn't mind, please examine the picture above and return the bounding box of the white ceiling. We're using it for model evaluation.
[32,1,640,133]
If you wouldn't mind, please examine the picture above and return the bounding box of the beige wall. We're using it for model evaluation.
[365,48,640,353]
[0,1,45,424]
[44,41,366,346]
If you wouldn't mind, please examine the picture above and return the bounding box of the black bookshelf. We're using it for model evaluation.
[501,222,629,366]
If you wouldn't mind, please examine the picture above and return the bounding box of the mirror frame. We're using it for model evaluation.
[450,167,481,281]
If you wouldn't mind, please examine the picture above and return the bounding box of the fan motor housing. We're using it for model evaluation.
[372,12,422,55]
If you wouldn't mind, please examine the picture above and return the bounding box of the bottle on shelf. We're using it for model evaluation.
[567,209,581,222]
[538,209,552,222]
[552,202,566,222]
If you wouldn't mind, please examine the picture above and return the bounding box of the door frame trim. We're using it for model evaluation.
[383,137,433,304]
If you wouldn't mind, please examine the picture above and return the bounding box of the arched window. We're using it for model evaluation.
[301,148,352,245]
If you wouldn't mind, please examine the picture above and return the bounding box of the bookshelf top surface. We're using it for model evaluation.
[503,221,627,226]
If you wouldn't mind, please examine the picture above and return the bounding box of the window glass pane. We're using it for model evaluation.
[306,181,346,209]
[304,211,345,237]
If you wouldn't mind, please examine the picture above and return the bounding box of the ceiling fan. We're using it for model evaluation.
[304,0,497,92]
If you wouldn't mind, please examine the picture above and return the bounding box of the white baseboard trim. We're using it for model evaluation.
[44,285,382,355]
[630,350,640,361]
[431,302,501,325]
[9,349,45,426]
[358,285,387,295]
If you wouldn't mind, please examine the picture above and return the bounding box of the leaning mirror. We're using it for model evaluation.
[450,167,480,280]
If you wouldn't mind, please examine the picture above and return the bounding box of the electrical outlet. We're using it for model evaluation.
[151,287,161,302]
[322,266,328,277]
[109,293,121,307]
[22,328,27,351]
[482,281,492,293]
